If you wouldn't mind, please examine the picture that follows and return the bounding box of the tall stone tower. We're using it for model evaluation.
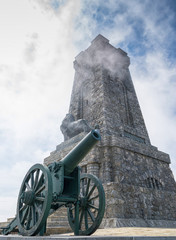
[45,34,176,228]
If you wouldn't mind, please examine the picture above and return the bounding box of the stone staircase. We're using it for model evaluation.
[0,217,17,234]
[46,206,72,235]
[0,207,72,235]
[0,221,8,232]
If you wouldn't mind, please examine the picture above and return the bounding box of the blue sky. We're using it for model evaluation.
[0,0,176,222]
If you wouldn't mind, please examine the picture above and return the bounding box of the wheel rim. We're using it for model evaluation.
[68,173,105,235]
[17,164,52,236]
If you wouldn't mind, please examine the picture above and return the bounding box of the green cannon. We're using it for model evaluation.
[2,129,105,236]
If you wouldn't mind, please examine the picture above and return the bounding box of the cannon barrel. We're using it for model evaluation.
[60,129,101,175]
[2,130,103,236]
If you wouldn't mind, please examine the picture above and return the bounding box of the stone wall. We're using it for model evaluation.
[69,34,151,145]
[105,182,176,221]
[44,132,176,227]
[44,34,176,228]
[103,182,176,228]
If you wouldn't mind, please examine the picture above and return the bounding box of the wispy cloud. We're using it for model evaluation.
[131,51,176,166]
[24,33,39,64]
[73,0,176,168]
[0,0,78,221]
[0,0,175,222]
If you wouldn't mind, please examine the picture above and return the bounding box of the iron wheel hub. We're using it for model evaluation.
[80,196,88,209]
[21,190,35,205]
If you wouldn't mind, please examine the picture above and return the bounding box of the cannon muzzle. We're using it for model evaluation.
[60,129,101,175]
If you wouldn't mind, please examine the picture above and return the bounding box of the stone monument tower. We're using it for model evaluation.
[45,34,176,229]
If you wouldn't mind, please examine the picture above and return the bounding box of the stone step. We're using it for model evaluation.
[46,227,72,235]
[0,218,16,234]
[47,216,68,222]
[7,218,14,223]
[47,221,70,228]
[50,208,68,217]
[49,214,68,218]
[47,207,69,226]
[46,207,72,235]
[0,222,8,228]
[0,221,9,234]
[0,207,71,235]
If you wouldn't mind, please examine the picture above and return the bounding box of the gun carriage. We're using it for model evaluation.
[2,129,105,236]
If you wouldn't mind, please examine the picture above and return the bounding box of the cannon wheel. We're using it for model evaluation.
[67,173,105,235]
[16,164,52,236]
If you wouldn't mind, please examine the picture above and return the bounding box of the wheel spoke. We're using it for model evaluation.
[67,174,105,235]
[70,205,75,211]
[88,203,99,211]
[21,206,29,225]
[25,181,31,191]
[81,179,85,196]
[69,206,74,224]
[19,204,27,212]
[34,202,42,216]
[31,205,35,226]
[35,196,45,202]
[35,184,45,195]
[35,174,44,192]
[17,164,52,236]
[30,172,34,189]
[87,208,95,222]
[34,169,40,190]
[87,184,96,199]
[26,206,32,229]
[84,210,88,230]
[79,208,84,229]
[85,178,90,197]
[33,203,39,223]
[88,194,99,202]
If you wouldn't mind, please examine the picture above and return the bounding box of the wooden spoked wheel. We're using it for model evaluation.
[67,173,105,235]
[16,164,52,236]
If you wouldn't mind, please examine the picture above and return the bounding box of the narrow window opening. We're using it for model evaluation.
[146,177,162,190]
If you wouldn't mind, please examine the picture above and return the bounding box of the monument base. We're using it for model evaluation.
[103,182,176,229]
[44,134,176,231]
[102,218,176,228]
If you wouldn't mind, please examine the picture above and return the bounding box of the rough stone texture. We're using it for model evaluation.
[46,207,72,235]
[44,34,176,229]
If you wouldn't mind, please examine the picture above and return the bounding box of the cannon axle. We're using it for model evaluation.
[21,190,35,206]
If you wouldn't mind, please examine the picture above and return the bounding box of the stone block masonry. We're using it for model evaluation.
[44,34,176,229]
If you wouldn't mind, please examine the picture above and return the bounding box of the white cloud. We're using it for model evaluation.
[0,197,17,223]
[130,51,176,174]
[85,0,176,176]
[0,0,175,224]
[0,0,80,222]
[73,0,176,183]
[24,33,39,64]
